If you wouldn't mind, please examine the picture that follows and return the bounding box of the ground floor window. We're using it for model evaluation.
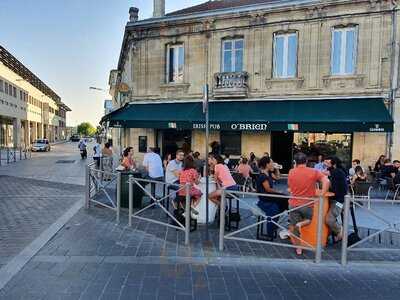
[293,133,352,168]
[220,131,241,156]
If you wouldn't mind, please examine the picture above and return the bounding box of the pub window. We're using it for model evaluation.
[222,38,244,73]
[166,44,184,83]
[273,32,298,78]
[331,26,357,75]
[220,131,241,156]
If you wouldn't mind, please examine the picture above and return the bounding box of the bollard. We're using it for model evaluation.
[13,148,16,162]
[185,183,190,245]
[7,148,9,164]
[341,195,351,266]
[19,148,22,161]
[315,195,324,264]
[128,175,133,227]
[85,165,90,209]
[116,172,121,224]
[0,148,2,166]
[100,157,104,183]
[219,189,226,251]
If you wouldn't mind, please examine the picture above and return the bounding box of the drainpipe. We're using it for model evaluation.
[388,0,398,159]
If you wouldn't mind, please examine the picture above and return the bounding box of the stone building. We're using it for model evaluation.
[104,0,399,171]
[0,45,70,147]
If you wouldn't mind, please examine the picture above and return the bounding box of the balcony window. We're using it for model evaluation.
[222,39,244,73]
[166,44,184,83]
[331,26,357,75]
[273,33,298,78]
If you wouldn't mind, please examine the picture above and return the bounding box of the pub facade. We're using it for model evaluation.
[104,0,398,171]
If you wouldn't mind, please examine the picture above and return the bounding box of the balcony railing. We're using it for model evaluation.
[213,71,249,98]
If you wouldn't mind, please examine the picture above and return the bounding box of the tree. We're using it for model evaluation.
[77,122,96,137]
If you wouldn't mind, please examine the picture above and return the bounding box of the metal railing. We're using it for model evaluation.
[219,189,326,263]
[341,195,400,265]
[85,159,121,222]
[0,146,32,166]
[127,177,192,245]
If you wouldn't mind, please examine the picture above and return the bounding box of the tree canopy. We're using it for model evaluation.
[77,122,96,137]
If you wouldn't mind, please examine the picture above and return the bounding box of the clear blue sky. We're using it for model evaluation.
[0,0,204,126]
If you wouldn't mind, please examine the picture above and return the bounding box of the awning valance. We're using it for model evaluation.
[101,98,393,133]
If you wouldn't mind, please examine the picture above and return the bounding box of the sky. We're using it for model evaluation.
[0,0,204,127]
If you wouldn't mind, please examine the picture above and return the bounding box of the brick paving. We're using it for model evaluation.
[0,175,84,266]
[1,205,400,299]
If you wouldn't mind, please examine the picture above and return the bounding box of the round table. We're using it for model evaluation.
[196,176,218,224]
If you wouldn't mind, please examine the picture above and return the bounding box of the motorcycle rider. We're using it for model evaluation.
[78,138,87,159]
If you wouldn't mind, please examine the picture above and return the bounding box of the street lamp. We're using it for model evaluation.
[89,86,106,91]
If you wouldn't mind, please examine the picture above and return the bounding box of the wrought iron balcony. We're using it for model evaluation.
[213,71,249,98]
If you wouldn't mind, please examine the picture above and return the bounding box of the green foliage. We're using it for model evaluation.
[77,122,96,137]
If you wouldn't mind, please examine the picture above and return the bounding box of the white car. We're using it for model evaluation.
[31,139,51,152]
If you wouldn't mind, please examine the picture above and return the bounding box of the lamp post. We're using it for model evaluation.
[203,84,210,239]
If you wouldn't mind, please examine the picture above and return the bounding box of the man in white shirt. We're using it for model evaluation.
[93,139,102,169]
[165,150,184,184]
[143,147,164,199]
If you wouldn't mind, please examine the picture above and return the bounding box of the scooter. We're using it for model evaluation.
[80,148,87,159]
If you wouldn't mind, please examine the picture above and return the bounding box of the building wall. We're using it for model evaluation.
[0,61,67,146]
[111,0,400,162]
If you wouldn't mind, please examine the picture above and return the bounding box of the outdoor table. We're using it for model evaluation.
[196,176,217,224]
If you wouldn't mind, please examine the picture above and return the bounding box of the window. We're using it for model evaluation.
[13,87,16,97]
[331,26,357,75]
[0,80,3,92]
[4,82,8,94]
[220,131,241,156]
[222,39,244,73]
[166,44,184,83]
[20,91,23,99]
[273,32,298,78]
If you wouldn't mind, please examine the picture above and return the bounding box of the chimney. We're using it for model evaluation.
[129,7,139,22]
[153,0,165,18]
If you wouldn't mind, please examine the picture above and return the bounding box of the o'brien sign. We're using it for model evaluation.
[192,123,269,131]
[230,123,269,131]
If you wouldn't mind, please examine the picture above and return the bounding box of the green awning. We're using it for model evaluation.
[102,98,393,133]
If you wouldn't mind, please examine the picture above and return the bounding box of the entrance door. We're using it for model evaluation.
[271,131,294,173]
[162,129,192,158]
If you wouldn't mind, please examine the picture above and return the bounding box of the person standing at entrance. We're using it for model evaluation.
[288,152,329,255]
[143,147,164,199]
[324,156,347,243]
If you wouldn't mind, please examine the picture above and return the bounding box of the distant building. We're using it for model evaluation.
[0,45,71,147]
[104,0,399,168]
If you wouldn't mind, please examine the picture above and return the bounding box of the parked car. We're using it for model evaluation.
[70,134,80,142]
[31,139,51,152]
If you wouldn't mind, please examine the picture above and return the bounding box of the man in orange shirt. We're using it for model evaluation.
[288,152,330,255]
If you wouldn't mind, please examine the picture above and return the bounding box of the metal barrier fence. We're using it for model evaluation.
[85,158,121,223]
[128,177,192,245]
[219,189,326,263]
[341,195,400,265]
[0,147,32,166]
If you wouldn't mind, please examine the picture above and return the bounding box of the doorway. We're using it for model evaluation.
[162,129,192,158]
[271,131,294,173]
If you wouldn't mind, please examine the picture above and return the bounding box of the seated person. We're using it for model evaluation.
[256,156,288,240]
[350,166,367,185]
[288,153,329,255]
[179,156,202,215]
[208,153,239,205]
[121,147,136,171]
[381,159,398,179]
[236,157,252,179]
[349,159,363,176]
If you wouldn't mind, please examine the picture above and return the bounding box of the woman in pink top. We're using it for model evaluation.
[179,155,202,209]
[236,157,252,178]
[208,154,238,205]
